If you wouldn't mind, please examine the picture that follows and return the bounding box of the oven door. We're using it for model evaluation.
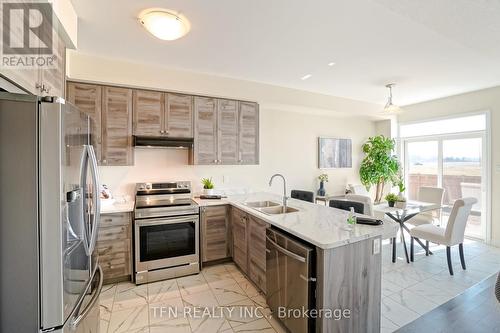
[135,215,199,273]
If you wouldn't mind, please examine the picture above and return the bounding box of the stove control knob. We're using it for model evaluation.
[145,184,152,190]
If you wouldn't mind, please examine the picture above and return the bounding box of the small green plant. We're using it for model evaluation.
[397,173,406,193]
[318,174,329,182]
[201,177,214,189]
[385,193,399,203]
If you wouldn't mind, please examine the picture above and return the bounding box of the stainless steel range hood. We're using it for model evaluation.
[133,136,194,149]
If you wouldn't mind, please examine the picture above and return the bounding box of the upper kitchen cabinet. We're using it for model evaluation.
[238,102,259,164]
[193,98,259,165]
[133,90,164,136]
[66,82,102,162]
[40,34,66,98]
[133,91,193,138]
[218,99,239,164]
[101,87,134,165]
[0,2,39,95]
[0,3,66,97]
[166,93,194,138]
[194,97,218,164]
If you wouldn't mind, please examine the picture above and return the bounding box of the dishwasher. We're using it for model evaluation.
[266,227,316,333]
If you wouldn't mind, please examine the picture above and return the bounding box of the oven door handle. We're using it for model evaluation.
[135,215,198,227]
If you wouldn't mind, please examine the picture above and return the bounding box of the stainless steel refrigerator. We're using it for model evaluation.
[0,92,103,332]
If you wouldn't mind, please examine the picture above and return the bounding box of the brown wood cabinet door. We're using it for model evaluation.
[231,208,248,273]
[97,213,132,284]
[201,206,229,262]
[66,82,103,162]
[133,90,164,136]
[217,99,239,164]
[166,93,193,138]
[238,102,259,164]
[39,23,65,98]
[0,2,40,95]
[102,86,134,165]
[248,215,269,293]
[194,97,218,164]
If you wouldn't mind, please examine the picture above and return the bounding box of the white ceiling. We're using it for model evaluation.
[71,0,500,106]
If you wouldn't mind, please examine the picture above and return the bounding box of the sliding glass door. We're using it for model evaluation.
[406,141,439,200]
[442,137,483,238]
[403,134,486,239]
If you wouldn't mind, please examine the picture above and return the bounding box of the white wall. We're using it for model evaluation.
[67,52,378,198]
[399,86,500,246]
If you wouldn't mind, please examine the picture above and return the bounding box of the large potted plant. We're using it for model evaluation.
[359,135,400,203]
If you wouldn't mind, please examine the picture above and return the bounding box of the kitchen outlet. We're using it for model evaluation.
[373,238,380,255]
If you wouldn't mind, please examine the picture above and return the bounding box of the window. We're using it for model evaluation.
[401,113,489,240]
[400,114,486,138]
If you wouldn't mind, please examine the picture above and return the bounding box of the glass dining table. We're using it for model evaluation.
[374,200,442,264]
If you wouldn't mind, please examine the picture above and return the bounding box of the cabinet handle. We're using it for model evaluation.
[102,159,107,164]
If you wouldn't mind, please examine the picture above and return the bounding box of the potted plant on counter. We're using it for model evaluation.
[385,193,399,207]
[201,177,215,195]
[317,174,328,196]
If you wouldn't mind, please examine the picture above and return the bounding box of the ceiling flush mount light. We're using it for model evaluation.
[301,74,312,80]
[328,62,336,66]
[139,9,190,41]
[384,83,401,113]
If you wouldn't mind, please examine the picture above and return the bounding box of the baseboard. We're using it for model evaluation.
[489,239,500,248]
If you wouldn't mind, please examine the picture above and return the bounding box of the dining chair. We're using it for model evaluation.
[409,197,477,275]
[290,190,315,203]
[407,186,445,226]
[329,199,364,214]
[345,194,373,216]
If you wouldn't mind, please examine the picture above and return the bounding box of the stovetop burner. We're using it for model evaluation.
[134,181,198,219]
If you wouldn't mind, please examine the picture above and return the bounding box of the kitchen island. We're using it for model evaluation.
[196,192,398,333]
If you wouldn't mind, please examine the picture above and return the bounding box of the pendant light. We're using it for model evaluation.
[384,83,401,113]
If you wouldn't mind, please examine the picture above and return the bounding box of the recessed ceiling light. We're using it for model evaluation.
[138,8,190,41]
[328,62,336,66]
[301,74,312,80]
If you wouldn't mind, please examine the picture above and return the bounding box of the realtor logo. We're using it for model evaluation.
[1,1,56,68]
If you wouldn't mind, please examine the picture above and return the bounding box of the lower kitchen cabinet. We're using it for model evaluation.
[201,205,230,262]
[97,212,132,284]
[247,215,269,292]
[230,207,269,293]
[231,207,248,273]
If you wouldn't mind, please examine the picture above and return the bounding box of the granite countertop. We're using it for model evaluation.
[100,200,135,214]
[196,192,398,250]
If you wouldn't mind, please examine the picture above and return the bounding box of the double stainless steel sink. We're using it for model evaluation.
[244,200,299,215]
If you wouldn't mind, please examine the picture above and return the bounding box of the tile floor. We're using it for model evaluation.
[381,239,500,332]
[100,263,286,333]
[99,239,500,333]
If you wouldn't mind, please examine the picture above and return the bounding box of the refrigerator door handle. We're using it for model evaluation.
[87,145,101,255]
[79,145,91,256]
[70,265,103,329]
